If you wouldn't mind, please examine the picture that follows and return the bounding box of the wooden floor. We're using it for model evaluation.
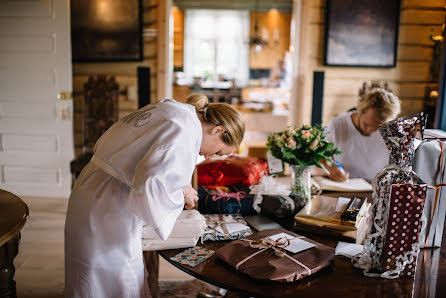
[13,197,193,298]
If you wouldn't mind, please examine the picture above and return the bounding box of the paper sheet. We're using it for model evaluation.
[335,241,364,258]
[215,223,250,234]
[312,176,372,192]
[267,232,316,254]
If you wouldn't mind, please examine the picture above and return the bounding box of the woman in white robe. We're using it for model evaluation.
[64,94,245,298]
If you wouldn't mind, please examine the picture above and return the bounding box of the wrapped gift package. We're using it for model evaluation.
[294,195,371,244]
[413,131,446,248]
[352,113,428,278]
[216,229,334,282]
[198,185,256,215]
[201,214,253,241]
[251,175,306,219]
[256,193,306,219]
[142,210,206,251]
[197,155,268,186]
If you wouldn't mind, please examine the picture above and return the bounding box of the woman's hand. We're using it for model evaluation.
[183,185,198,209]
[320,159,350,182]
[328,166,349,182]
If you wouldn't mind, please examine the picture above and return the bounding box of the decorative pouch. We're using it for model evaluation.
[352,113,427,278]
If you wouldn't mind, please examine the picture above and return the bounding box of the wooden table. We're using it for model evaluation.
[0,189,29,297]
[159,192,446,298]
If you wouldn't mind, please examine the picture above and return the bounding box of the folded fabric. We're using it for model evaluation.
[216,229,334,282]
[201,214,252,242]
[142,236,200,251]
[142,209,206,239]
[198,185,256,215]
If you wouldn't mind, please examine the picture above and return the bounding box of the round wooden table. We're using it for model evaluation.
[0,189,29,297]
[159,191,446,297]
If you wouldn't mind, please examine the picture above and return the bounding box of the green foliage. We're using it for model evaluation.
[266,124,341,167]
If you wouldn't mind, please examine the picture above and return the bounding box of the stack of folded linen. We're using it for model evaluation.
[142,209,207,251]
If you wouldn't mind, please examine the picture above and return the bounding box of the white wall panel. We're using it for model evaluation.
[0,68,56,89]
[0,34,55,52]
[0,0,52,17]
[2,134,57,152]
[3,165,59,184]
[0,102,55,119]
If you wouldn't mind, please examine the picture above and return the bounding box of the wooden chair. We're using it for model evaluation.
[70,75,119,181]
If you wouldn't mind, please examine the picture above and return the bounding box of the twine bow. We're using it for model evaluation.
[206,214,247,240]
[236,237,312,275]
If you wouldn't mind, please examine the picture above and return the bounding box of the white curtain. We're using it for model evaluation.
[184,9,250,86]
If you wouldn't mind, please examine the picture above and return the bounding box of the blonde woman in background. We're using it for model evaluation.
[323,82,401,182]
[65,94,244,297]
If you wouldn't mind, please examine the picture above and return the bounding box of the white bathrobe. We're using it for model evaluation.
[64,99,202,298]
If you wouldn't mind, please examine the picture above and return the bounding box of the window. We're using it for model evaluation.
[184,9,250,86]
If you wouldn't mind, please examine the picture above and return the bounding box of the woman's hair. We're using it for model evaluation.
[186,93,245,147]
[356,82,401,123]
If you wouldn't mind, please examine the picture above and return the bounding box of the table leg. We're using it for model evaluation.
[144,251,159,298]
[0,233,20,298]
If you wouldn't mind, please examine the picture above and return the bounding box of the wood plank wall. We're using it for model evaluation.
[249,11,291,69]
[295,0,445,126]
[173,6,184,69]
[72,0,159,157]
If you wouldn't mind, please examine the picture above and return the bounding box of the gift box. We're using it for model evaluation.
[197,155,268,186]
[198,185,256,215]
[352,113,428,278]
[255,193,306,219]
[216,229,334,282]
[250,175,306,219]
[294,195,371,244]
[201,214,252,242]
[413,132,446,248]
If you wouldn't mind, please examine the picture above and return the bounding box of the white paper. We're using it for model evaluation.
[267,151,284,174]
[335,197,351,212]
[335,241,364,258]
[215,223,250,234]
[312,176,372,192]
[266,232,316,254]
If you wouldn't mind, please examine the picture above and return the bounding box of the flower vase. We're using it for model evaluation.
[290,165,311,203]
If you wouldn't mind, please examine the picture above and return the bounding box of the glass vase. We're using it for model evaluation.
[290,164,311,203]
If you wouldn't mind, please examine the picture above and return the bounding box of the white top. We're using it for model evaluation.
[326,111,389,183]
[65,99,202,297]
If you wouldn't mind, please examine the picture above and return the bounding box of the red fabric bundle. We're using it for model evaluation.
[197,156,268,186]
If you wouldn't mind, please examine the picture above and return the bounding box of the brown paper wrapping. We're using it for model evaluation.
[215,229,334,282]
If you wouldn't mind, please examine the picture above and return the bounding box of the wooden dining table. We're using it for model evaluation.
[158,191,446,298]
[0,189,29,297]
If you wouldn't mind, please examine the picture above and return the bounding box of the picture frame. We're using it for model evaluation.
[71,0,143,62]
[324,0,401,67]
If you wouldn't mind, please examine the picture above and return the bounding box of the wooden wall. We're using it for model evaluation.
[173,6,184,69]
[72,0,159,157]
[295,0,445,126]
[250,11,291,69]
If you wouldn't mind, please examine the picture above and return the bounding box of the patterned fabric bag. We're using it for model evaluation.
[352,113,427,278]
